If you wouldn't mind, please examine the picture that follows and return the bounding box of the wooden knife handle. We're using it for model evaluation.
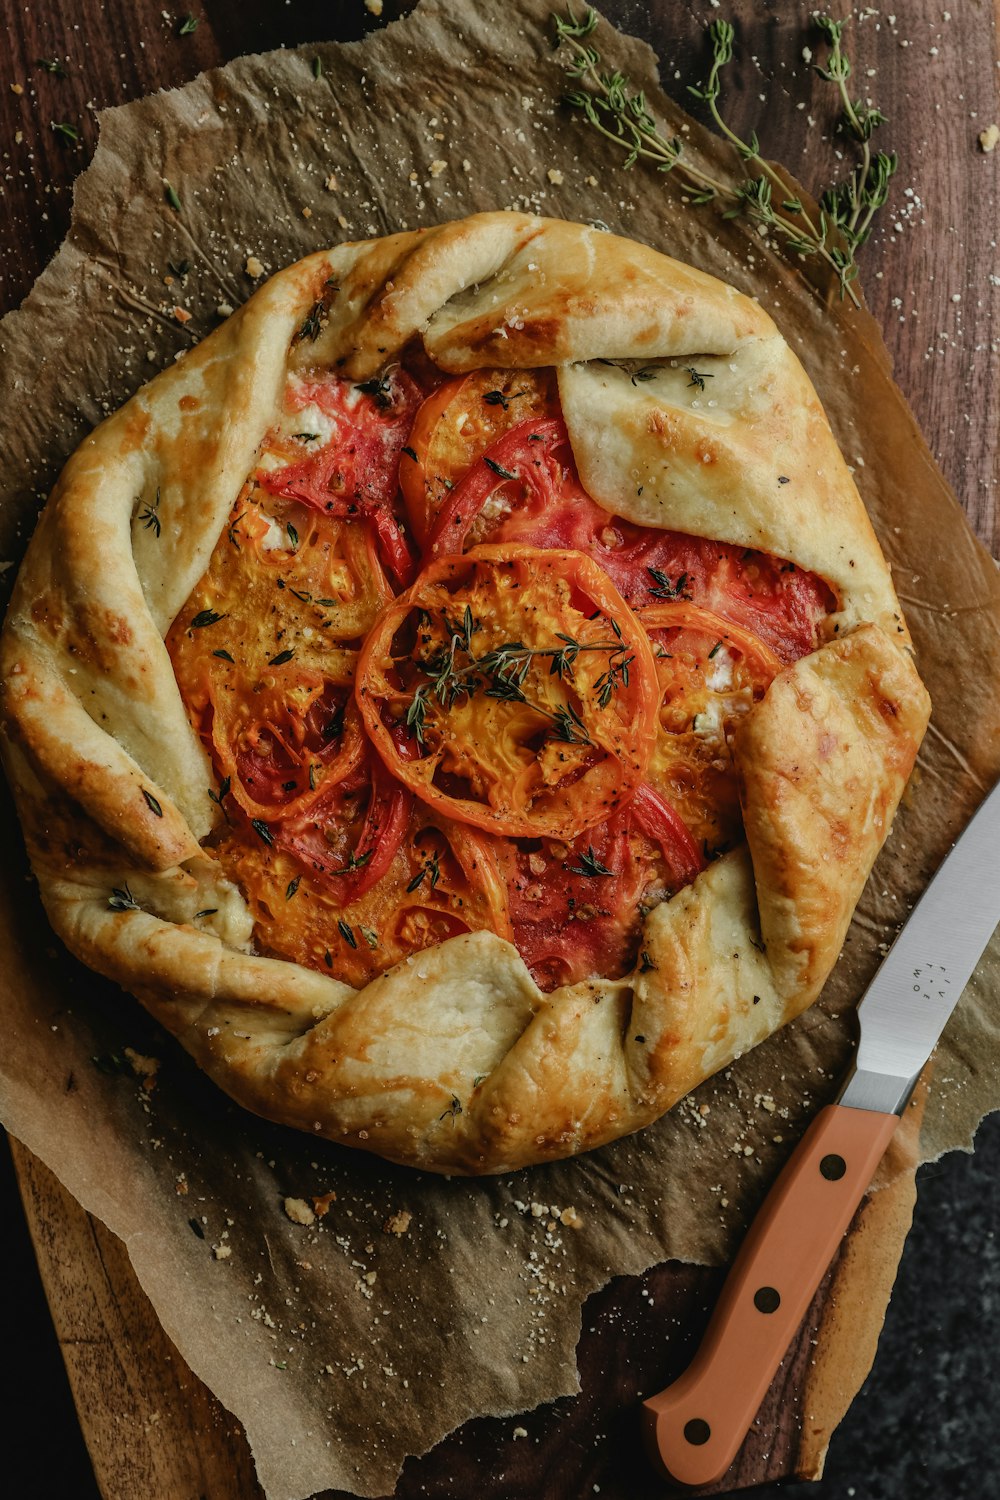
[641,1103,899,1487]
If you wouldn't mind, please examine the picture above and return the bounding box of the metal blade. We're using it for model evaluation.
[839,778,1000,1116]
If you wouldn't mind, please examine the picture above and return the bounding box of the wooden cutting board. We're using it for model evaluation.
[2,2,998,1496]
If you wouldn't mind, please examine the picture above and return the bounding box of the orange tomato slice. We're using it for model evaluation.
[638,600,784,857]
[356,545,660,840]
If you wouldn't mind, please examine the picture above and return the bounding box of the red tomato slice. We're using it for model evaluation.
[276,755,413,904]
[424,417,570,561]
[630,781,705,888]
[207,679,364,825]
[260,370,424,587]
[503,782,700,992]
[498,497,835,663]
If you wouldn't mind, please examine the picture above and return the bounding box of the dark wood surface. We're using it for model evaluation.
[2,3,998,1499]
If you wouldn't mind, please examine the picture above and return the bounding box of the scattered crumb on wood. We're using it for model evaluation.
[283,1196,316,1227]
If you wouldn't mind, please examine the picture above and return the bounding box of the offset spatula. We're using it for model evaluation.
[642,777,1000,1487]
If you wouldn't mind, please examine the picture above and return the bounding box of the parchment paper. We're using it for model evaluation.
[1,3,998,1497]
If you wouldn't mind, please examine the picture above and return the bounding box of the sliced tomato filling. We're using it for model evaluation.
[168,364,838,993]
[502,783,703,990]
[260,367,428,587]
[355,545,660,840]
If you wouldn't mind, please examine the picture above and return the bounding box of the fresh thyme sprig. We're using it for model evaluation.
[404,615,631,750]
[552,7,897,306]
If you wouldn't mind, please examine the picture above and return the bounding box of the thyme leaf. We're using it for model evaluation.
[108,884,141,912]
[142,788,163,818]
[138,488,161,537]
[298,301,325,342]
[333,848,373,875]
[354,374,393,408]
[483,456,518,481]
[567,845,613,877]
[646,566,689,600]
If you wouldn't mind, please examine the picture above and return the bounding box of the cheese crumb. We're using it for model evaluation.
[213,1243,232,1260]
[560,1206,583,1229]
[384,1209,412,1235]
[547,168,565,185]
[216,301,234,318]
[245,255,264,278]
[429,159,447,177]
[325,174,339,191]
[283,1196,316,1227]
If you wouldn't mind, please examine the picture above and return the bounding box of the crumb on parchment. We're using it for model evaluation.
[979,124,999,153]
[123,1046,160,1089]
[383,1209,412,1236]
[283,1195,316,1227]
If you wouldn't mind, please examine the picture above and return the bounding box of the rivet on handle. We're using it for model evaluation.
[683,1419,711,1446]
[820,1153,847,1180]
[753,1286,780,1314]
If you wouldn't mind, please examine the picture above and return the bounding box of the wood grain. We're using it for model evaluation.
[2,2,998,1498]
[10,1137,265,1500]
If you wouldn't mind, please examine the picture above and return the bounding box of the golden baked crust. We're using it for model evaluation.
[0,213,929,1173]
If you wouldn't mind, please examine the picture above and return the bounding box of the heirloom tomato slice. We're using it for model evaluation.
[356,545,660,840]
[400,368,560,546]
[221,781,512,990]
[638,600,784,857]
[258,368,427,586]
[502,781,703,991]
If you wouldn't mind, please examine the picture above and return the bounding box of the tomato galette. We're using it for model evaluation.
[0,215,930,1173]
